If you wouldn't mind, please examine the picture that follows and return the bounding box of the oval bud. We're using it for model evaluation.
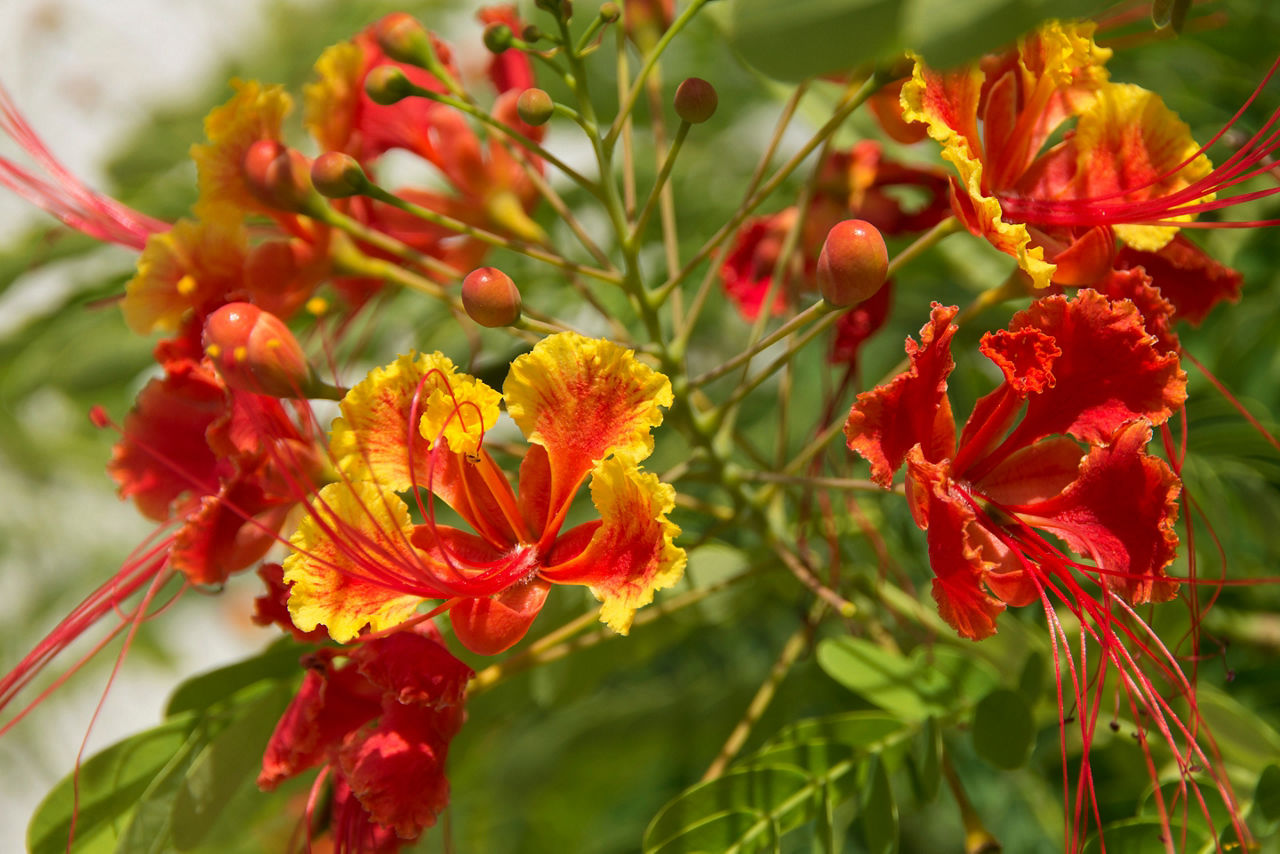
[674,77,718,124]
[242,140,316,213]
[203,303,314,398]
[462,267,522,328]
[483,21,513,54]
[374,13,431,66]
[365,65,414,105]
[516,88,554,126]
[817,220,888,307]
[311,151,369,198]
[600,2,621,22]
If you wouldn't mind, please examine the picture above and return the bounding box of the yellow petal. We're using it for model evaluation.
[191,79,292,220]
[122,217,248,334]
[283,481,423,642]
[304,41,364,154]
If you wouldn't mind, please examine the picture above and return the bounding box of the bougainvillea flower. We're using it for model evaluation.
[258,623,472,850]
[284,332,686,654]
[901,21,1224,290]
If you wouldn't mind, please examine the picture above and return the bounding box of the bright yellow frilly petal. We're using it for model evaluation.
[284,481,423,642]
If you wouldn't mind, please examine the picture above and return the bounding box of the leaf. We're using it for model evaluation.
[171,684,293,850]
[28,716,198,854]
[1195,685,1280,774]
[816,637,998,721]
[906,717,941,804]
[113,726,210,854]
[972,688,1034,770]
[1017,651,1046,705]
[902,0,1111,69]
[165,638,304,717]
[723,0,901,82]
[858,756,898,854]
[643,766,814,852]
[1256,764,1280,823]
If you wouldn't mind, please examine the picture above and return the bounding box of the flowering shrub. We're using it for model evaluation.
[3,1,1280,851]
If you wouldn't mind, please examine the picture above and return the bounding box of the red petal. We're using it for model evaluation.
[449,580,551,655]
[1115,233,1243,326]
[353,627,473,712]
[1009,420,1181,605]
[845,304,958,486]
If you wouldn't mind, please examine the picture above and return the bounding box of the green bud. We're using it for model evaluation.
[516,88,555,126]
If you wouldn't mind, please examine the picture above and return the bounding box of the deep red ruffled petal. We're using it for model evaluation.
[1008,419,1181,605]
[1093,265,1179,354]
[352,626,473,712]
[845,303,958,486]
[979,326,1061,396]
[1115,233,1243,326]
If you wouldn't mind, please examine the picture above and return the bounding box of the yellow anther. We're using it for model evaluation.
[266,338,282,350]
[233,346,249,363]
[306,296,329,316]
[176,274,198,296]
[205,344,222,358]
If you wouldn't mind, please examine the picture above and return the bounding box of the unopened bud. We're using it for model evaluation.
[374,13,432,67]
[522,25,544,43]
[674,77,718,124]
[204,303,317,398]
[462,267,522,328]
[483,22,513,54]
[311,152,369,198]
[600,2,620,22]
[243,140,317,213]
[365,65,414,105]
[517,88,554,126]
[817,220,888,307]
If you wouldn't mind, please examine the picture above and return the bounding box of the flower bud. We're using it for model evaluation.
[311,151,369,198]
[521,24,544,43]
[462,267,522,328]
[365,65,414,105]
[674,77,718,124]
[242,140,317,213]
[600,2,621,23]
[516,88,555,126]
[817,220,888,307]
[626,0,674,51]
[374,13,432,66]
[483,22,513,54]
[203,303,316,398]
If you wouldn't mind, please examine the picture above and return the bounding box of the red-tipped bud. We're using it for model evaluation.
[203,303,315,398]
[483,21,514,54]
[89,405,111,429]
[310,152,369,198]
[243,140,317,213]
[817,220,888,307]
[600,2,621,23]
[365,65,414,105]
[516,88,555,126]
[462,267,522,328]
[374,13,433,67]
[674,77,718,124]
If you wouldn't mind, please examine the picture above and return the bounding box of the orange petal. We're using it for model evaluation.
[504,332,672,525]
[540,458,685,635]
[191,79,292,220]
[122,217,248,335]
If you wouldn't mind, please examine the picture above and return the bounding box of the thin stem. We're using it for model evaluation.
[738,472,882,491]
[630,122,690,243]
[701,602,823,781]
[313,206,461,284]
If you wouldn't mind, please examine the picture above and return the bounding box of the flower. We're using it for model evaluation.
[258,623,473,851]
[283,332,686,654]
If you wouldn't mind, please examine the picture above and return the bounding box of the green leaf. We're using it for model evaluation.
[1195,685,1280,774]
[902,0,1110,69]
[1081,818,1208,854]
[28,716,198,854]
[723,0,901,82]
[1017,651,1046,705]
[816,638,998,721]
[907,717,941,804]
[972,688,1034,770]
[165,638,304,718]
[858,756,898,854]
[643,766,814,852]
[1256,764,1280,823]
[113,726,210,854]
[171,684,293,850]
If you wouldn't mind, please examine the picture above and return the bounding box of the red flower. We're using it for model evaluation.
[259,623,472,851]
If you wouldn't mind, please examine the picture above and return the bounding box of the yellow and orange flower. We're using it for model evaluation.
[284,332,686,654]
[902,21,1212,289]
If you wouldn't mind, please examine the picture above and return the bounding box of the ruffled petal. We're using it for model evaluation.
[1115,234,1242,326]
[122,217,249,335]
[505,332,673,521]
[352,626,473,710]
[906,452,1004,641]
[1072,83,1213,252]
[330,352,497,492]
[1003,290,1186,448]
[845,303,958,486]
[284,482,427,642]
[191,79,292,219]
[1009,420,1180,605]
[539,458,686,635]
